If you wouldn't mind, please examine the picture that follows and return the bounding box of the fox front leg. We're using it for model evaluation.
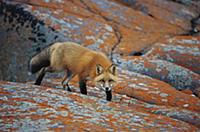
[106,90,112,101]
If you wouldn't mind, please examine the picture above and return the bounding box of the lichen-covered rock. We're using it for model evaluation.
[1,0,199,82]
[0,0,116,81]
[118,0,199,30]
[118,56,200,92]
[114,69,200,112]
[145,42,200,74]
[0,81,199,131]
[28,71,200,128]
[115,92,200,128]
[193,87,200,98]
[165,36,200,45]
[1,0,200,131]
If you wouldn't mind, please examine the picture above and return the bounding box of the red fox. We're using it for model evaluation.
[29,42,118,101]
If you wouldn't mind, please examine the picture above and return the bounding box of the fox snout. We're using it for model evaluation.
[101,82,112,92]
[105,87,110,91]
[98,85,112,92]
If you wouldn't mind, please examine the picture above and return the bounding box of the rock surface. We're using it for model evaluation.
[0,0,199,81]
[0,0,200,131]
[145,36,200,74]
[0,81,199,131]
[118,56,200,91]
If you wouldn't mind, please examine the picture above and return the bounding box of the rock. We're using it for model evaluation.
[0,0,116,81]
[144,40,200,74]
[30,70,200,128]
[114,69,200,112]
[165,36,200,45]
[0,81,199,131]
[118,56,200,92]
[181,89,193,95]
[193,87,200,98]
[118,0,199,30]
[117,95,200,128]
[0,1,67,82]
[1,0,199,82]
[1,0,200,131]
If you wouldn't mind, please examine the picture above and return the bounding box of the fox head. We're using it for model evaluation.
[94,64,118,92]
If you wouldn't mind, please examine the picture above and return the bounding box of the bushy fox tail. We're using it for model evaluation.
[29,47,50,74]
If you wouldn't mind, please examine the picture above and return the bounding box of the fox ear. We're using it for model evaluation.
[109,64,117,75]
[96,64,104,75]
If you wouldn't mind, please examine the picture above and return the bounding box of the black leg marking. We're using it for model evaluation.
[66,83,72,92]
[79,80,87,95]
[63,83,72,91]
[34,68,46,85]
[62,72,68,90]
[106,90,112,101]
[62,71,75,91]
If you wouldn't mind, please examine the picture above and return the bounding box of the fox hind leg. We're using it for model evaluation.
[35,68,46,85]
[62,72,68,90]
[62,71,75,92]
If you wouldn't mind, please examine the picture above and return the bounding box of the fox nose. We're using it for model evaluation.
[105,87,110,91]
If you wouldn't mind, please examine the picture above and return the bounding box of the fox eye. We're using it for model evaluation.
[99,79,105,83]
[108,79,114,83]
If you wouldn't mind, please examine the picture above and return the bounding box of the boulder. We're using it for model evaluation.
[118,56,200,92]
[118,0,200,30]
[144,41,200,74]
[114,69,200,112]
[1,0,197,82]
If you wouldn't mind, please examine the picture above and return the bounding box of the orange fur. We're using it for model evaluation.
[49,42,116,81]
[31,42,117,100]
